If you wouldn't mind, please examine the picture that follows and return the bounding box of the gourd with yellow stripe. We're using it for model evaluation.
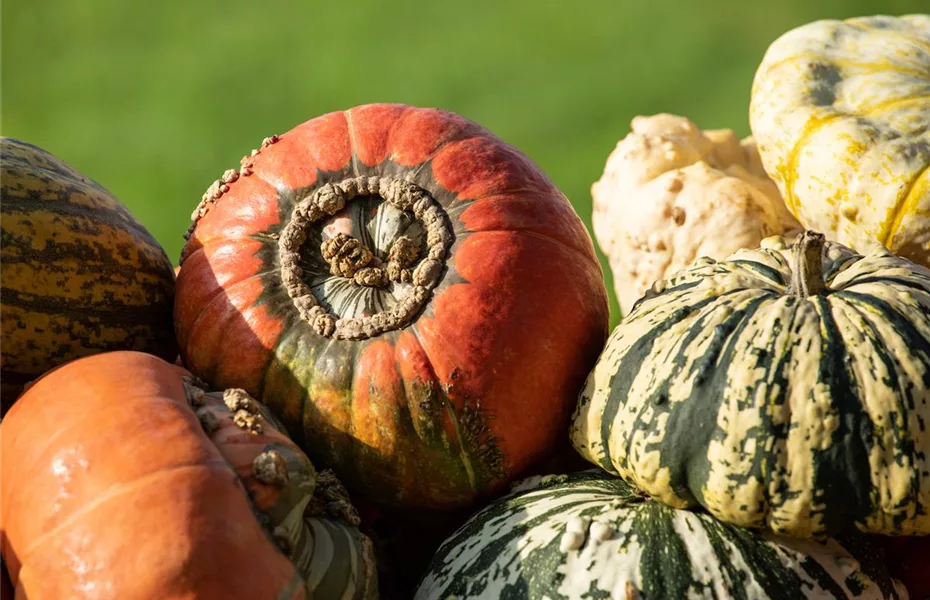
[749,14,930,266]
[570,231,930,539]
[0,138,176,407]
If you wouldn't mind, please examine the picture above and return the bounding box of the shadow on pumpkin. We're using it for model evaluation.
[1,534,23,599]
[176,246,595,599]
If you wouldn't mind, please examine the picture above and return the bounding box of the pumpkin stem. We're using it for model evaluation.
[278,176,453,340]
[319,232,420,287]
[791,231,827,297]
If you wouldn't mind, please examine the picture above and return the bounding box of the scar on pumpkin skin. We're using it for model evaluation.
[253,450,290,486]
[278,176,453,341]
[306,469,361,527]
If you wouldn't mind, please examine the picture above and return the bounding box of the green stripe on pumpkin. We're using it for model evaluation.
[416,471,902,600]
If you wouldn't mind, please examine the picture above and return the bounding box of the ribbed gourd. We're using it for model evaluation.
[174,103,609,509]
[0,138,176,406]
[416,470,905,600]
[571,231,930,539]
[749,14,930,267]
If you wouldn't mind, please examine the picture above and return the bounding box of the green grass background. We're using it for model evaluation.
[3,0,923,324]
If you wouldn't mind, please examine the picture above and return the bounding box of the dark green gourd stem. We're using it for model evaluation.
[792,231,827,298]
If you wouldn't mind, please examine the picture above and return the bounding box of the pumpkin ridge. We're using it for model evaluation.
[829,293,921,525]
[881,160,930,247]
[657,293,773,509]
[806,295,873,535]
[183,269,279,347]
[456,227,601,266]
[17,459,232,560]
[598,292,740,475]
[406,319,507,497]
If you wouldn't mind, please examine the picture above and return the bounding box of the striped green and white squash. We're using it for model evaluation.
[291,515,378,600]
[570,231,930,539]
[415,470,905,600]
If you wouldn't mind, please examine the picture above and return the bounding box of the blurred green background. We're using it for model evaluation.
[3,0,923,324]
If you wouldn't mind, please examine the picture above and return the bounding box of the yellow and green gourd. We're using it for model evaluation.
[570,232,930,539]
[0,138,177,405]
[749,14,930,266]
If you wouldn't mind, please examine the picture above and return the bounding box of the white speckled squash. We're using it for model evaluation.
[750,14,930,266]
[415,471,905,600]
[570,231,930,539]
[592,114,799,315]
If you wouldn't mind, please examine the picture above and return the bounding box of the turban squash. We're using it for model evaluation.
[415,470,905,600]
[571,231,930,539]
[750,14,930,267]
[0,138,176,408]
[0,351,376,599]
[175,103,610,509]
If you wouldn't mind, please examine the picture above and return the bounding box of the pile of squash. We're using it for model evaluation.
[1,13,928,600]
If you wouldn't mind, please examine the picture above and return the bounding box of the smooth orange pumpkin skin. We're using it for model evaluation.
[175,104,610,509]
[0,351,306,600]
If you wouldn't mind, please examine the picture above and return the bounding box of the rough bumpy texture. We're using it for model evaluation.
[175,104,609,509]
[750,14,930,267]
[571,233,930,539]
[416,470,905,600]
[0,138,177,407]
[184,379,379,600]
[592,114,799,314]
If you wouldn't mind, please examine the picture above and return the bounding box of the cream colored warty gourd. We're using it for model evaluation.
[750,14,930,267]
[591,114,800,315]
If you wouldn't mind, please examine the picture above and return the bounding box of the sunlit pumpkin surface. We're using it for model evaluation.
[176,104,610,510]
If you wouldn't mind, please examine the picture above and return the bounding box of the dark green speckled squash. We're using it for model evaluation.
[415,470,905,600]
[571,231,930,539]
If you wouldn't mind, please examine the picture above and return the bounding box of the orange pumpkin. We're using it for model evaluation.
[0,351,307,599]
[175,103,610,509]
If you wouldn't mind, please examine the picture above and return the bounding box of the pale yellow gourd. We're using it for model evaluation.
[591,114,799,314]
[750,14,930,266]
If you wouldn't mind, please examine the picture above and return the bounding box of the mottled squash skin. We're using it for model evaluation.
[175,104,609,510]
[0,138,176,408]
[572,233,930,539]
[416,470,904,600]
[750,15,930,266]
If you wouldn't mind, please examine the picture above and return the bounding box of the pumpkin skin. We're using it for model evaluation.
[0,138,176,407]
[0,351,306,599]
[175,103,610,509]
[415,470,904,600]
[571,232,930,539]
[186,379,379,600]
[749,15,930,266]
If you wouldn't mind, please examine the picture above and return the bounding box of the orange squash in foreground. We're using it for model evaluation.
[0,352,306,599]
